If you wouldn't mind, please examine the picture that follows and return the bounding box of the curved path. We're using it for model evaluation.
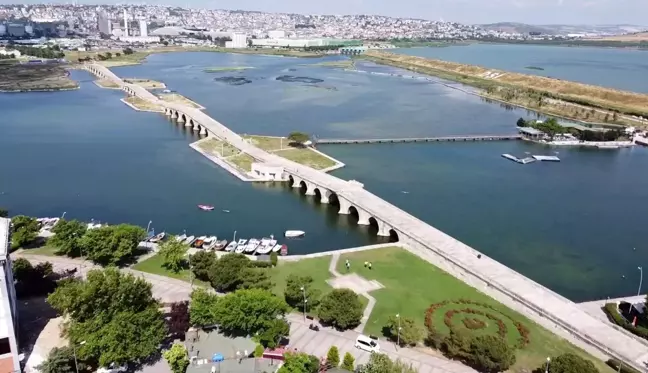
[81,63,648,370]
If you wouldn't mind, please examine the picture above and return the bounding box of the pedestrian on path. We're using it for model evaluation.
[236,350,241,363]
[211,365,216,373]
[364,261,368,268]
[368,262,372,270]
[345,260,351,272]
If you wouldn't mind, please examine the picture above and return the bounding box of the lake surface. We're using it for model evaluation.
[1,52,647,301]
[394,44,648,93]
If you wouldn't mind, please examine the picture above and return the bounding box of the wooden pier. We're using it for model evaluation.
[316,134,521,145]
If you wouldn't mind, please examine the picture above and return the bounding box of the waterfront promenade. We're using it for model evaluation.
[82,63,648,370]
[316,135,521,145]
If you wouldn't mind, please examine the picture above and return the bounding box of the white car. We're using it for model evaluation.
[355,335,380,353]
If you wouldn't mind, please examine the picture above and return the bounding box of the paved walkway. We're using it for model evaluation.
[286,314,476,373]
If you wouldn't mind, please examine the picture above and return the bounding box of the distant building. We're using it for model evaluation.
[0,218,20,373]
[268,30,285,39]
[120,36,160,44]
[226,33,247,48]
[97,11,111,35]
[123,10,129,36]
[0,49,21,58]
[7,24,25,37]
[139,20,147,37]
[0,25,6,36]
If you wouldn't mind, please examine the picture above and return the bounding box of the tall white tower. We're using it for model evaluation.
[123,9,128,36]
[139,20,147,37]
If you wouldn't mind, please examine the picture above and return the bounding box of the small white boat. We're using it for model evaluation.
[162,89,171,93]
[237,239,248,246]
[256,239,276,255]
[285,230,305,238]
[183,235,195,245]
[149,232,166,243]
[245,239,260,253]
[203,236,217,249]
[214,240,228,250]
[235,239,247,253]
[224,240,238,252]
[198,204,215,211]
[256,238,271,255]
[272,244,283,253]
[175,234,187,242]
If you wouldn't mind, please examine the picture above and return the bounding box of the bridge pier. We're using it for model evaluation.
[305,183,317,196]
[320,190,331,204]
[356,208,371,225]
[377,221,392,237]
[338,198,351,215]
[193,122,200,132]
[177,114,185,123]
[165,108,172,116]
[291,176,303,188]
[199,126,207,135]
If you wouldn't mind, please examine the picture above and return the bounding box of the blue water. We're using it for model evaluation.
[394,44,648,93]
[1,52,647,301]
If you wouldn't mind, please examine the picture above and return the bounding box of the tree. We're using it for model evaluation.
[37,346,84,373]
[341,352,355,371]
[384,315,423,346]
[516,118,528,127]
[326,346,340,367]
[357,353,417,373]
[10,215,39,249]
[123,47,134,55]
[284,274,321,311]
[318,289,363,330]
[538,353,599,373]
[257,318,290,348]
[47,268,166,367]
[159,239,188,273]
[467,335,516,373]
[287,131,310,145]
[254,344,264,357]
[208,253,251,292]
[189,288,219,327]
[163,343,189,373]
[13,258,56,298]
[168,301,190,338]
[0,208,7,218]
[239,267,273,290]
[214,289,288,339]
[278,352,320,373]
[49,219,87,257]
[190,250,216,281]
[79,224,146,265]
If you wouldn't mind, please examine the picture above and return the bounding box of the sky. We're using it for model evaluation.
[7,0,648,25]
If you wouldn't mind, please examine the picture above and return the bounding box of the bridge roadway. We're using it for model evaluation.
[84,63,648,370]
[316,135,521,144]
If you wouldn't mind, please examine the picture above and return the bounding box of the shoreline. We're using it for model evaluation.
[120,98,164,113]
[0,86,79,93]
[362,51,648,128]
[189,139,260,182]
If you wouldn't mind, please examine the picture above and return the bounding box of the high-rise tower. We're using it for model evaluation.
[123,9,128,36]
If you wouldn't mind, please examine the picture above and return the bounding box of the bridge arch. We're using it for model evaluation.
[389,229,399,242]
[178,113,186,123]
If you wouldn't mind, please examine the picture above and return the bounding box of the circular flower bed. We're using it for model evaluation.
[425,298,531,348]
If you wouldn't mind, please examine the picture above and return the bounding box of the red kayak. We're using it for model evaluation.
[198,204,215,211]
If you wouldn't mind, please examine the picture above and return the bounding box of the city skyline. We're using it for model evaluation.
[1,0,646,25]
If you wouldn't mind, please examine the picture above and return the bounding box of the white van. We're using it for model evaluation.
[355,335,380,353]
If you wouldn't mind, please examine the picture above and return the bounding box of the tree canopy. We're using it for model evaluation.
[37,346,85,373]
[10,215,39,249]
[318,289,364,330]
[214,289,289,345]
[168,301,190,338]
[341,352,355,371]
[189,288,219,327]
[48,268,166,367]
[278,352,320,373]
[287,131,310,145]
[79,224,146,265]
[163,343,189,373]
[208,253,251,292]
[0,208,7,218]
[467,335,516,373]
[190,250,216,281]
[356,353,417,373]
[49,219,87,257]
[13,258,56,298]
[284,274,321,312]
[159,239,188,273]
[239,267,273,291]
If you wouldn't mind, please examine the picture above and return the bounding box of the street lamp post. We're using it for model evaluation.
[73,340,86,373]
[395,314,401,347]
[638,267,643,296]
[300,286,307,322]
[61,211,67,219]
[146,220,153,235]
[545,357,551,373]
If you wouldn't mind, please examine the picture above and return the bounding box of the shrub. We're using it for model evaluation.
[326,346,340,367]
[341,352,355,371]
[384,315,423,346]
[606,358,641,373]
[318,289,363,330]
[462,317,486,330]
[468,335,516,373]
[541,353,599,373]
[270,251,278,267]
[424,329,444,350]
[603,303,648,339]
[254,344,264,358]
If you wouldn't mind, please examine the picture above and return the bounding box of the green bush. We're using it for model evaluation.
[270,252,278,267]
[254,344,264,358]
[603,303,648,339]
[468,335,516,373]
[341,352,355,371]
[326,346,340,367]
[606,359,641,373]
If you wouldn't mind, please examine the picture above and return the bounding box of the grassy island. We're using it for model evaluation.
[94,79,120,89]
[0,62,78,92]
[122,96,164,112]
[204,66,254,73]
[525,66,545,71]
[363,51,648,128]
[242,135,339,170]
[123,78,166,89]
[157,93,204,109]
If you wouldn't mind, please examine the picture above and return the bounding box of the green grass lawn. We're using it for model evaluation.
[268,257,333,300]
[337,247,614,373]
[242,135,286,151]
[273,148,337,170]
[21,245,60,256]
[227,153,256,172]
[196,139,240,157]
[132,254,209,287]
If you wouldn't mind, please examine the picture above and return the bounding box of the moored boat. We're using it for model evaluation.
[183,235,196,245]
[284,230,305,238]
[149,232,166,243]
[245,238,260,253]
[175,234,187,242]
[203,236,217,249]
[214,240,228,250]
[224,240,238,252]
[198,204,215,211]
[272,244,283,253]
[193,236,207,248]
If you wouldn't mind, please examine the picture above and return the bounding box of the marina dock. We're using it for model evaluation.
[316,134,521,145]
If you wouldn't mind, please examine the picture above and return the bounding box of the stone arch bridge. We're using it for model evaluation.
[81,63,648,371]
